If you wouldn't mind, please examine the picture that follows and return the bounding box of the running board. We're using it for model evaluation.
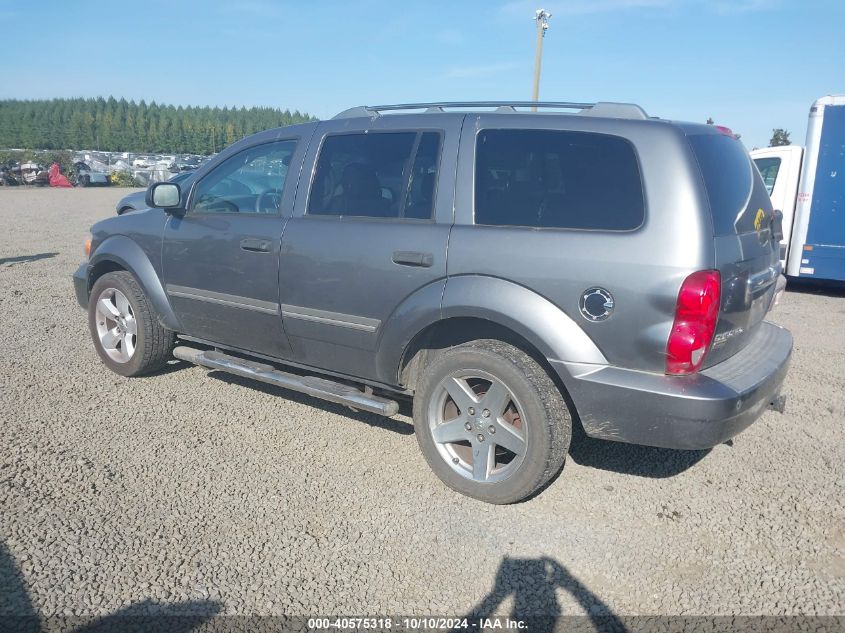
[173,346,400,417]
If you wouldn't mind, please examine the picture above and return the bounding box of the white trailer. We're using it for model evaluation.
[750,95,845,281]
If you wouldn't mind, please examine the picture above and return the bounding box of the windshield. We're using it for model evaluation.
[753,157,781,196]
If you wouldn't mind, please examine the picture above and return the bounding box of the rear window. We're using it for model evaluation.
[474,129,645,230]
[689,134,770,235]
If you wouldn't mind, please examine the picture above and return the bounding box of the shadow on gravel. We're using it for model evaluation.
[786,278,845,298]
[208,370,415,435]
[146,358,191,377]
[0,541,222,633]
[0,541,36,627]
[567,423,709,479]
[465,556,628,632]
[0,252,58,266]
[71,599,222,633]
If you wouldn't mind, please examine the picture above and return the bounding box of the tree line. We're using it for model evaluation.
[0,97,316,155]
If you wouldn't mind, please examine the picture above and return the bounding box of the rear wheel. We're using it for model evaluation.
[88,271,174,377]
[413,339,572,504]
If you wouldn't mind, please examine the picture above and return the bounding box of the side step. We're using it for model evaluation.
[173,346,400,417]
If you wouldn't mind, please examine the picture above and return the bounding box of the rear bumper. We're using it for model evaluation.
[73,262,89,309]
[552,321,792,450]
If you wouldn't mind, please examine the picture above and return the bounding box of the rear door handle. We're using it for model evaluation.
[392,251,433,267]
[240,238,272,253]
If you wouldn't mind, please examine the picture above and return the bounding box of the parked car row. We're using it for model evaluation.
[0,160,110,187]
[76,151,211,174]
[0,151,213,188]
[0,161,62,186]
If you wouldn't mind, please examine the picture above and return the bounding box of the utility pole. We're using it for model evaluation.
[531,9,552,111]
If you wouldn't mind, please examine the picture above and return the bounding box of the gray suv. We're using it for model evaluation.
[73,101,792,504]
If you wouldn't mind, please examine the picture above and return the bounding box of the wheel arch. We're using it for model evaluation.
[398,316,556,390]
[395,276,606,399]
[88,235,181,331]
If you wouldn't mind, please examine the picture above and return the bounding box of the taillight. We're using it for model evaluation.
[84,238,92,258]
[666,270,721,375]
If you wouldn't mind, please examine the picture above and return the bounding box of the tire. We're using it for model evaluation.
[88,271,174,377]
[413,339,572,504]
[78,175,90,188]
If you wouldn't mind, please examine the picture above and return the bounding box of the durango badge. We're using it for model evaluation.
[579,287,614,322]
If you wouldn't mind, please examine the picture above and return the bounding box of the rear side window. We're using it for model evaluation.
[689,134,771,235]
[474,129,644,230]
[308,131,441,220]
[753,156,781,196]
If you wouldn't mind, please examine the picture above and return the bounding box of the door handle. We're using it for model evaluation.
[240,238,272,253]
[392,251,433,267]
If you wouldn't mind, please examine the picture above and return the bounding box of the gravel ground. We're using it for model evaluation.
[0,188,843,621]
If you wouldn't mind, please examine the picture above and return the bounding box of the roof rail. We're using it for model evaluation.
[332,101,649,120]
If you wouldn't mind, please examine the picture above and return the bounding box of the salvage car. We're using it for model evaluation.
[73,101,792,504]
[20,161,49,186]
[73,162,110,187]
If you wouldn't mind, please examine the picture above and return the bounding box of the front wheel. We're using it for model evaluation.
[413,340,572,504]
[88,271,174,377]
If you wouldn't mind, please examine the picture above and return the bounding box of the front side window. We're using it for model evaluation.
[308,131,441,220]
[191,140,296,214]
[753,156,781,196]
[475,129,645,230]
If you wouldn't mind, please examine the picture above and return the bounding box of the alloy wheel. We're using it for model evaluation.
[94,288,137,363]
[427,370,528,483]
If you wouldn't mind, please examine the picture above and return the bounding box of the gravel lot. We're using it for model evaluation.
[0,188,843,622]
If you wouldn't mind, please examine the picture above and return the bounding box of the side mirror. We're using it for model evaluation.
[147,182,182,211]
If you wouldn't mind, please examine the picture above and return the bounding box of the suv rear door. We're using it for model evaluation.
[688,131,781,367]
[277,115,460,380]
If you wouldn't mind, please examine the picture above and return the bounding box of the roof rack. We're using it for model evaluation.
[332,101,648,120]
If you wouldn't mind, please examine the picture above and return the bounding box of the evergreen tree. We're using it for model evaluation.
[0,97,316,153]
[769,129,791,147]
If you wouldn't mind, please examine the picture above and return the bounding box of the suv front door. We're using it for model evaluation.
[162,138,303,358]
[278,116,460,381]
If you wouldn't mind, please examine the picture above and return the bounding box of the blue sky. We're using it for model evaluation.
[1,0,842,148]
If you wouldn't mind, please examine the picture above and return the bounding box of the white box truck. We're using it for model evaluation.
[750,95,845,281]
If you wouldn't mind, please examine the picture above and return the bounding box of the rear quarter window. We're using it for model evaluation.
[689,134,772,235]
[474,129,645,231]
